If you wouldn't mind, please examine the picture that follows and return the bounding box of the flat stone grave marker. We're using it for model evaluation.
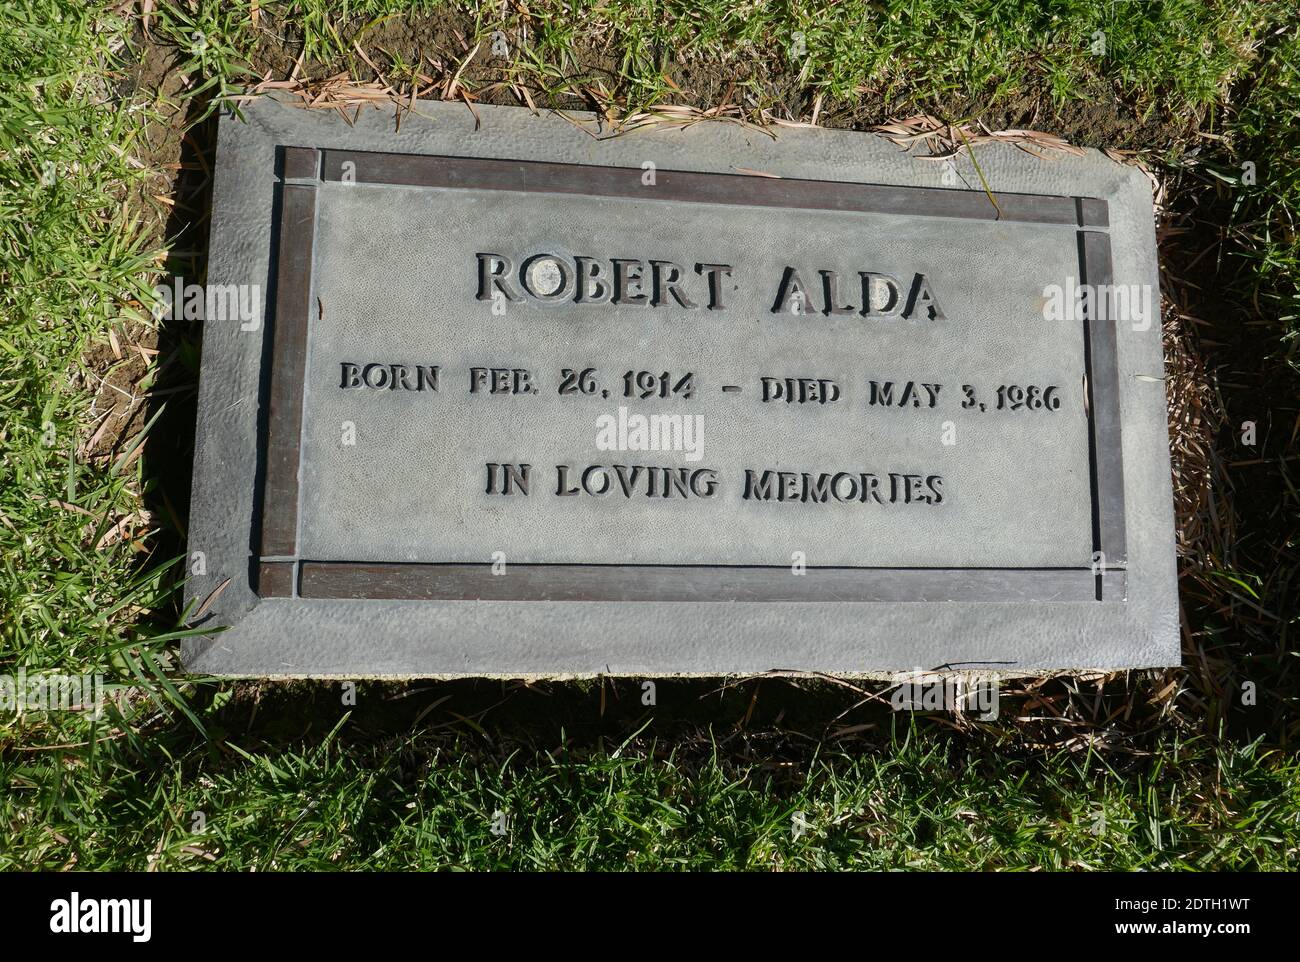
[183,96,1178,676]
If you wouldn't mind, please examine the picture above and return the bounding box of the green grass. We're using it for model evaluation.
[150,0,1276,127]
[5,681,1299,869]
[0,6,181,696]
[1229,27,1300,351]
[1,0,1297,870]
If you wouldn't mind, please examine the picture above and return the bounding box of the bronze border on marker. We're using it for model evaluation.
[257,150,319,571]
[283,145,321,181]
[1079,230,1128,599]
[257,560,296,598]
[318,149,1095,226]
[255,148,1129,602]
[296,562,1126,603]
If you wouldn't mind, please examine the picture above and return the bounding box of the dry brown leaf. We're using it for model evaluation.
[193,578,232,620]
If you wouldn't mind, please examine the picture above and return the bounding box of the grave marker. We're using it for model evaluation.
[183,97,1178,676]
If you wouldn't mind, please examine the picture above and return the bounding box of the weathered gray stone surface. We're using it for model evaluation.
[183,94,1178,677]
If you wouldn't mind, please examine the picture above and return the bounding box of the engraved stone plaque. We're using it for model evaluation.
[184,96,1179,676]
